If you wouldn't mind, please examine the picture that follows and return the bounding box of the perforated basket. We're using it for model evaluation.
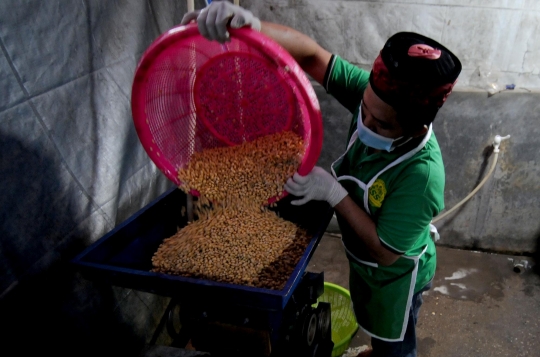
[317,283,359,357]
[131,23,323,202]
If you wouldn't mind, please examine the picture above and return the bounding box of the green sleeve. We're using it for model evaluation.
[324,55,370,114]
[375,158,445,254]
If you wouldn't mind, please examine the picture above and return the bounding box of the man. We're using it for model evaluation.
[182,2,461,356]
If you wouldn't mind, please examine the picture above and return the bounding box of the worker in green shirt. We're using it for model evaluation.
[182,2,461,356]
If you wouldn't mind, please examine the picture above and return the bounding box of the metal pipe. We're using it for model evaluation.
[187,0,194,12]
[513,260,528,274]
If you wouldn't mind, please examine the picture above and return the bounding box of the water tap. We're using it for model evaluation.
[493,135,510,153]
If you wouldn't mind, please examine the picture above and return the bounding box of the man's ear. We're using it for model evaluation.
[412,125,429,138]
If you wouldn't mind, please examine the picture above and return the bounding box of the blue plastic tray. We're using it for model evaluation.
[72,187,333,311]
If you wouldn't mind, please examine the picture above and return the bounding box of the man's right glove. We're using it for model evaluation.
[284,167,348,207]
[180,1,261,43]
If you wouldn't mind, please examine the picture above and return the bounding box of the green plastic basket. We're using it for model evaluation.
[316,282,359,357]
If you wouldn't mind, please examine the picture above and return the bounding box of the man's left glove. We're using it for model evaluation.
[284,167,348,207]
[180,1,261,43]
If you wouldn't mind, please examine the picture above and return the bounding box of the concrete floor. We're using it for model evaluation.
[307,234,540,357]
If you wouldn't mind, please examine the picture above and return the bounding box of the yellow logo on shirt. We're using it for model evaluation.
[368,179,387,208]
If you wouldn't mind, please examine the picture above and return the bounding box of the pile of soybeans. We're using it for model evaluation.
[151,131,311,290]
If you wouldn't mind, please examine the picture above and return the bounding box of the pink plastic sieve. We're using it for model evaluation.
[131,23,323,202]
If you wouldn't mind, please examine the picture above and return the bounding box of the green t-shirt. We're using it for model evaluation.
[326,55,444,292]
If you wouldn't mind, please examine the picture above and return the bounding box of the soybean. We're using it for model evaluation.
[151,131,311,290]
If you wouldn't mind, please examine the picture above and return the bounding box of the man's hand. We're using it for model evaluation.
[180,1,261,43]
[285,167,348,207]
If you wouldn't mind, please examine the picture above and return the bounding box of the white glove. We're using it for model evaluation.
[180,1,261,43]
[284,167,348,207]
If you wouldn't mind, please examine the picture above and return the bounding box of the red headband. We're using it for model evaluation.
[370,50,457,110]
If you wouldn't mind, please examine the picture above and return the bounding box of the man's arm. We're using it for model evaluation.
[285,168,401,266]
[334,196,400,266]
[260,22,332,85]
[181,2,332,85]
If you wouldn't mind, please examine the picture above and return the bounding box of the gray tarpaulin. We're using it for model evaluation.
[0,1,206,355]
[0,0,222,293]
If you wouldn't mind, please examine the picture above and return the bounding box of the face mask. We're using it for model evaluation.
[357,104,412,152]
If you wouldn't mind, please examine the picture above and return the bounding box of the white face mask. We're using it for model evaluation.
[357,104,412,152]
